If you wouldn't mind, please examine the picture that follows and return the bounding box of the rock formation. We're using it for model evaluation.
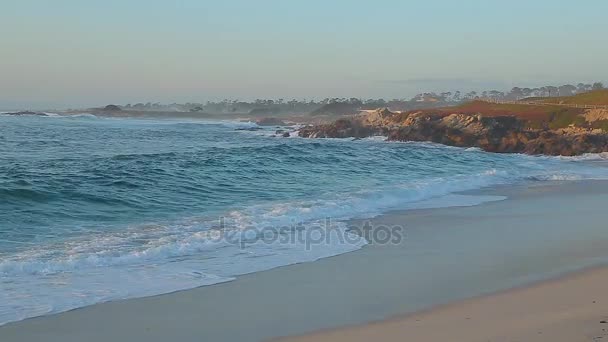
[298,109,608,156]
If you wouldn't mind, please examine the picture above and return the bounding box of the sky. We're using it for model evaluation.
[1,0,607,109]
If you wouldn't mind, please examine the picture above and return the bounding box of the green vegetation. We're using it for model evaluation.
[547,109,586,129]
[591,120,608,132]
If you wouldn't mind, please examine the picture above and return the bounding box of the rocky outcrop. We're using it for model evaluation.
[298,110,608,156]
[523,130,608,155]
[362,108,395,126]
[299,118,384,139]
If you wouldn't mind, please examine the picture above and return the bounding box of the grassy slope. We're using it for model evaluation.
[437,101,579,120]
[412,101,586,130]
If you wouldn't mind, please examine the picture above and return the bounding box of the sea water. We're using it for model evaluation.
[1,114,608,325]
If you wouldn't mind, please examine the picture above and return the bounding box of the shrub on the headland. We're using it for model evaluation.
[592,120,608,132]
[547,109,586,130]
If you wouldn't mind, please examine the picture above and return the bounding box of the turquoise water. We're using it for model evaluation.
[1,113,608,325]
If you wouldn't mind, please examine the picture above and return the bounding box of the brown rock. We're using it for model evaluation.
[299,111,608,156]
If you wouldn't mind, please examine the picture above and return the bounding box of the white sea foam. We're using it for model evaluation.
[64,113,98,118]
[464,147,483,152]
[362,135,388,142]
[0,218,364,326]
[552,152,608,161]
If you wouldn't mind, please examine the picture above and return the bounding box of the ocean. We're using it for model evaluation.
[2,113,608,325]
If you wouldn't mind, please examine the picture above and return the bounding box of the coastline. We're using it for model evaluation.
[2,180,608,341]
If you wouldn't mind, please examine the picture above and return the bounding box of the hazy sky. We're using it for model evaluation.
[1,0,607,109]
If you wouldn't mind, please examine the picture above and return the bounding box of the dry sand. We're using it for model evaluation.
[280,266,608,342]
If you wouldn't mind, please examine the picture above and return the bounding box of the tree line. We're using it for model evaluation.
[118,82,605,113]
[412,82,605,103]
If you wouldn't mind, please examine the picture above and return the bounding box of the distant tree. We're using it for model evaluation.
[104,104,121,111]
[577,83,587,93]
[453,91,461,101]
[489,90,504,99]
[558,84,577,96]
[546,86,558,97]
[577,83,593,93]
[464,91,477,100]
[592,82,605,90]
[509,87,524,100]
[349,98,362,105]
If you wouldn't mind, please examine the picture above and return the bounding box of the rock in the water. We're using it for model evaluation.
[298,118,383,139]
[282,132,290,137]
[4,111,48,116]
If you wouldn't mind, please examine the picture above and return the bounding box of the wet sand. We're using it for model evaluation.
[1,181,608,341]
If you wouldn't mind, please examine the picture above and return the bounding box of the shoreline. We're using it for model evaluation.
[2,180,608,341]
[278,180,608,342]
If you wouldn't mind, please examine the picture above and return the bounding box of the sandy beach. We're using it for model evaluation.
[281,266,608,342]
[2,180,608,341]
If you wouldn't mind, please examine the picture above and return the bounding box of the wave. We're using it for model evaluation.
[0,167,519,326]
[0,216,364,326]
[0,170,508,274]
[0,167,604,327]
[63,113,98,119]
[0,187,56,202]
[1,161,560,278]
[0,112,92,117]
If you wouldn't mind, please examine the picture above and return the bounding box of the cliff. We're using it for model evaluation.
[298,109,608,156]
